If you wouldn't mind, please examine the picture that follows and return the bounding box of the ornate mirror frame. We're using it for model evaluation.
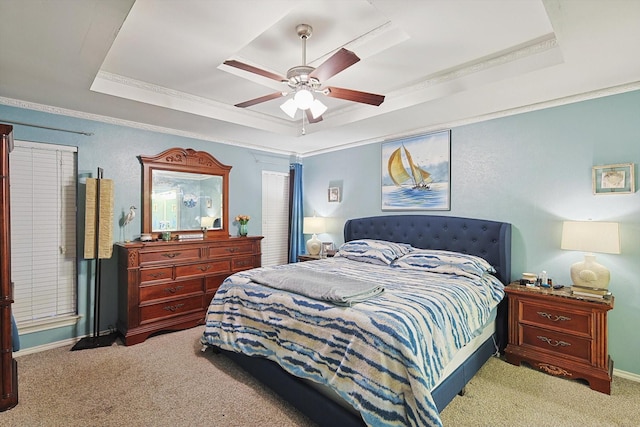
[139,147,231,239]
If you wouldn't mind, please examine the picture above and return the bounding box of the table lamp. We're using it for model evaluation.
[303,216,326,256]
[200,216,215,230]
[560,221,620,289]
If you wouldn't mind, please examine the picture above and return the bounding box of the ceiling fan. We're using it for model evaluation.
[224,24,385,124]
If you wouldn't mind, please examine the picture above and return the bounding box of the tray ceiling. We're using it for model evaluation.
[1,0,639,155]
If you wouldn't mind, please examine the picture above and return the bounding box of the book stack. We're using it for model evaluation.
[571,285,611,299]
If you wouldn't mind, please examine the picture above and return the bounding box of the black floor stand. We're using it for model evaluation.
[71,332,118,351]
[71,168,116,351]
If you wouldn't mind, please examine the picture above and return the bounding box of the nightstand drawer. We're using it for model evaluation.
[521,325,591,363]
[521,301,590,336]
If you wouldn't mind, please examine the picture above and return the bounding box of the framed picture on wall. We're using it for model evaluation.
[328,186,340,202]
[381,130,451,210]
[592,163,635,195]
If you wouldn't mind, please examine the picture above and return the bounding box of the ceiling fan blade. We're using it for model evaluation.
[309,48,360,82]
[305,109,323,123]
[235,92,285,108]
[325,86,385,106]
[223,60,285,82]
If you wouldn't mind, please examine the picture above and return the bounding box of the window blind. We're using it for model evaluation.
[10,141,77,326]
[261,171,289,267]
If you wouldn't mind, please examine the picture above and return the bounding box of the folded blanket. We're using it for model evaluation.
[251,269,384,306]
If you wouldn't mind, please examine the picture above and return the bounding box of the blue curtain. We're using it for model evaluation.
[288,163,304,263]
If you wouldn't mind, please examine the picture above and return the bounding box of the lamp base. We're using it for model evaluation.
[569,254,610,289]
[306,233,322,256]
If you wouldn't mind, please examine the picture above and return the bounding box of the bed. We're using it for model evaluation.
[202,215,511,427]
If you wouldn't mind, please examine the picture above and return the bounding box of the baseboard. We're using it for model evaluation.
[614,368,640,383]
[13,330,117,357]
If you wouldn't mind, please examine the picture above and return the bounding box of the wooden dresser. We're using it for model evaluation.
[116,236,262,345]
[504,283,614,394]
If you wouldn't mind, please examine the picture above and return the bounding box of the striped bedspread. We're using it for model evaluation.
[202,257,504,427]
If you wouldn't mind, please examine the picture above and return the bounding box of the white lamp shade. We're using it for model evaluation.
[309,99,327,119]
[561,221,620,254]
[303,217,326,234]
[294,88,314,110]
[280,98,298,118]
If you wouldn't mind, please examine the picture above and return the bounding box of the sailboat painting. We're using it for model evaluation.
[381,130,450,210]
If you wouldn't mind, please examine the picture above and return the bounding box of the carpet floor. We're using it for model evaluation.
[2,326,639,426]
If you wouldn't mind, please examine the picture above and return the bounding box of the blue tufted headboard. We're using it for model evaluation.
[344,215,512,285]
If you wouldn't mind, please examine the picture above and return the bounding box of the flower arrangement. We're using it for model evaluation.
[235,215,250,224]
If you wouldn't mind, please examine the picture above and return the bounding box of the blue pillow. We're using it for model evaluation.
[335,239,412,265]
[392,249,495,279]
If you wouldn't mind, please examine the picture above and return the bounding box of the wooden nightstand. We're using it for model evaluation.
[297,252,335,262]
[504,283,614,394]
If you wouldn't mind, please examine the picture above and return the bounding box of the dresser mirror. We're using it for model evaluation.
[139,147,231,239]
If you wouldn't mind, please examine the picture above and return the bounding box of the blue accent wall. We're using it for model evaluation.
[1,105,289,350]
[303,90,640,376]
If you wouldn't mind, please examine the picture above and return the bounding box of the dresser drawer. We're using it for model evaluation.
[175,260,230,278]
[521,300,591,336]
[521,325,591,363]
[205,274,228,293]
[140,267,173,284]
[139,278,203,302]
[209,242,255,258]
[139,295,203,324]
[139,247,201,265]
[232,256,256,271]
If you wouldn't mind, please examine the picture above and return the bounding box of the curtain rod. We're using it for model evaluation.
[0,119,93,136]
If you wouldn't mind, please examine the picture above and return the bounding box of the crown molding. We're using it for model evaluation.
[2,78,640,157]
[300,80,640,157]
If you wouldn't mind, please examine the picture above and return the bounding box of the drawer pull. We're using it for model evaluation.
[537,336,571,347]
[197,265,211,272]
[162,252,182,259]
[164,285,184,294]
[537,311,571,322]
[163,303,185,312]
[226,247,239,253]
[149,272,168,279]
[236,260,251,267]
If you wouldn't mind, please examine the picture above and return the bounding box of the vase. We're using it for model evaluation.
[239,222,248,237]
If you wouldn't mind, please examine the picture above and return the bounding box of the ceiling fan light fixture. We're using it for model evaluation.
[280,98,298,118]
[225,23,383,124]
[293,88,314,110]
[310,99,327,119]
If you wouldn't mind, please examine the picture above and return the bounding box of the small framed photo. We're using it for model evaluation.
[321,242,335,257]
[328,187,340,202]
[592,163,635,195]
